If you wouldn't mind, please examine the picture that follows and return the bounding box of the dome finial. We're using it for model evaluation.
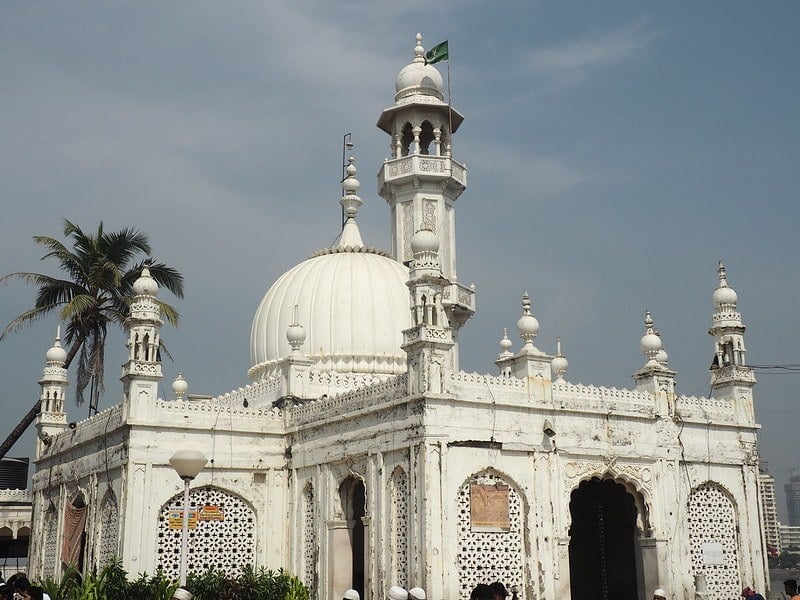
[551,337,569,383]
[654,329,669,365]
[45,325,67,364]
[640,310,662,367]
[713,260,738,308]
[414,33,425,63]
[516,290,540,350]
[286,304,306,354]
[498,327,513,358]
[172,372,188,400]
[339,155,364,248]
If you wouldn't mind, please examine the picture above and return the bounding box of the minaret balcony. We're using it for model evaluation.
[443,281,475,312]
[710,364,756,385]
[378,155,467,190]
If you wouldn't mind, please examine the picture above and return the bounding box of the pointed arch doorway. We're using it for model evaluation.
[332,476,367,600]
[568,478,644,600]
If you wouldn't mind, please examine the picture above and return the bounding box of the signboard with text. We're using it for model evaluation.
[470,483,510,532]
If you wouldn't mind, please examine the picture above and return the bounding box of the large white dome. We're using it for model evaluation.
[249,246,411,380]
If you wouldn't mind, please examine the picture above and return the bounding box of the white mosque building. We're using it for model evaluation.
[26,34,767,600]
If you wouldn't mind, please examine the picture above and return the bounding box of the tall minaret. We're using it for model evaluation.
[378,33,475,337]
[709,262,756,419]
[121,265,164,420]
[35,328,68,459]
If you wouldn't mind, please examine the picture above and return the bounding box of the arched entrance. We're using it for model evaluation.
[568,478,642,600]
[336,476,367,600]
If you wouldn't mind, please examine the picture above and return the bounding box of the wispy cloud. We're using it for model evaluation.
[527,19,659,85]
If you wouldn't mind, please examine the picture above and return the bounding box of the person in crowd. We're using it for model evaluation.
[490,582,508,600]
[171,588,193,600]
[784,579,800,600]
[343,590,360,600]
[408,587,426,600]
[388,586,408,600]
[471,584,493,600]
[742,586,765,600]
[19,586,44,600]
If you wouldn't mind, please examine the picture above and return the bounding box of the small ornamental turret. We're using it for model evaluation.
[121,264,164,420]
[498,328,513,359]
[551,338,569,383]
[708,261,755,417]
[639,311,662,369]
[36,327,68,458]
[633,310,676,408]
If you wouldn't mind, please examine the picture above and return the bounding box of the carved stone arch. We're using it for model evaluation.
[419,120,435,154]
[156,485,256,579]
[400,122,414,156]
[562,461,654,537]
[456,467,527,600]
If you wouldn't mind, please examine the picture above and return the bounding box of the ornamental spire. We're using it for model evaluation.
[338,156,364,248]
[551,337,569,383]
[516,290,540,351]
[640,310,663,368]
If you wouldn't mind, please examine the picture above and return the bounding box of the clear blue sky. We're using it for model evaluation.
[1,2,798,519]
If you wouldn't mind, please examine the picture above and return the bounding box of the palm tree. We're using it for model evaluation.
[0,219,183,458]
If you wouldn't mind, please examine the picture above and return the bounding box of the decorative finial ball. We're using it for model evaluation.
[133,266,159,296]
[499,330,513,353]
[655,348,669,364]
[640,331,662,354]
[410,228,439,254]
[517,313,540,339]
[172,372,188,395]
[46,339,67,363]
[551,354,569,375]
[713,284,737,307]
[287,322,306,347]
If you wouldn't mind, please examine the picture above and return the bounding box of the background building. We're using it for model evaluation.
[0,457,32,580]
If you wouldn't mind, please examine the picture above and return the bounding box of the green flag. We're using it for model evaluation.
[425,40,448,65]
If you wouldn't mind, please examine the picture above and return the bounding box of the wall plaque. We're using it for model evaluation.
[470,483,510,531]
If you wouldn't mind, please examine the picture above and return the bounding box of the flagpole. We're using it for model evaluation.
[447,60,452,140]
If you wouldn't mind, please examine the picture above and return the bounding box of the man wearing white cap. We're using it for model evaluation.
[653,589,667,600]
[172,588,193,600]
[344,590,360,600]
[388,586,409,600]
[408,587,426,600]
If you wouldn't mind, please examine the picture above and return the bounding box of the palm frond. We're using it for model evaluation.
[141,261,185,298]
[0,305,60,340]
[156,301,181,327]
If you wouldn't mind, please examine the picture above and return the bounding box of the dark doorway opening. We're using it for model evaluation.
[351,480,366,599]
[568,478,640,600]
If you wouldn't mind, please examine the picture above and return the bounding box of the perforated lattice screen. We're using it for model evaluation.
[303,484,317,593]
[457,472,524,600]
[687,483,741,600]
[156,486,255,577]
[97,491,119,567]
[390,468,409,586]
[42,507,58,578]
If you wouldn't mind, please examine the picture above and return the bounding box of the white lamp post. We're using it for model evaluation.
[169,450,208,587]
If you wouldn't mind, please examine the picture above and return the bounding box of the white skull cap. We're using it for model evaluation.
[654,590,667,599]
[409,587,427,600]
[389,586,409,600]
[344,590,360,600]
[172,589,193,600]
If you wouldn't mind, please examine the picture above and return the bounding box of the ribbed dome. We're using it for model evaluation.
[249,247,411,380]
